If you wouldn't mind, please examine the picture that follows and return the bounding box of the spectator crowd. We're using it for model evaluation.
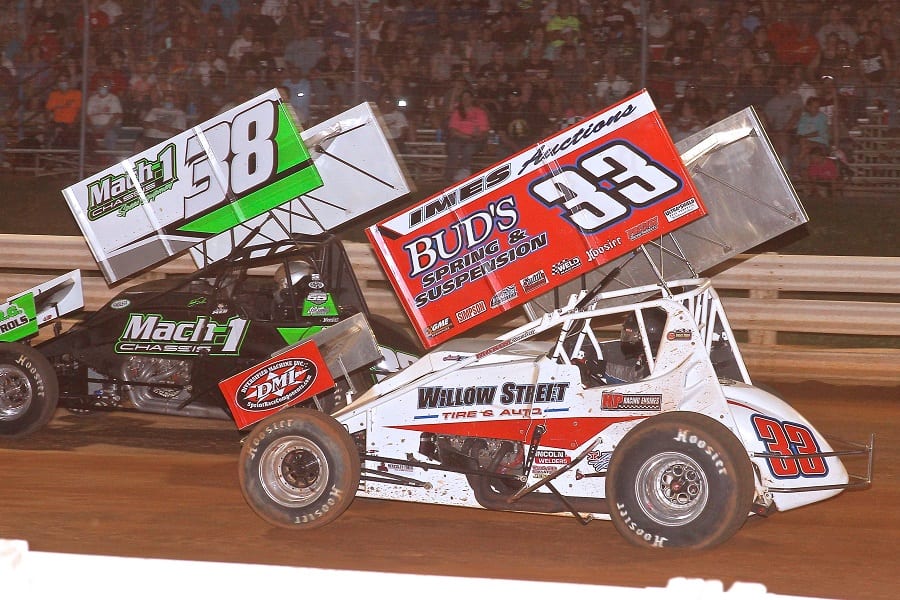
[0,0,897,183]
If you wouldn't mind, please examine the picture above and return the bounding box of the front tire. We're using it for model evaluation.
[239,409,360,528]
[606,412,754,549]
[0,343,59,437]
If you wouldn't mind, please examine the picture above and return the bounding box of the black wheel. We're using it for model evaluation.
[238,408,360,528]
[0,343,59,438]
[606,412,754,549]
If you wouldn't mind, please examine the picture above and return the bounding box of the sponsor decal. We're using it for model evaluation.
[187,296,206,308]
[664,197,700,222]
[219,340,335,429]
[0,295,37,342]
[666,328,692,341]
[456,300,486,323]
[86,144,178,221]
[110,298,131,310]
[625,215,660,241]
[601,392,662,411]
[551,256,582,276]
[115,313,249,355]
[534,449,571,477]
[235,357,318,411]
[586,450,612,473]
[416,381,569,409]
[0,302,30,336]
[585,237,623,261]
[489,285,518,308]
[426,317,453,338]
[520,269,548,293]
[368,91,707,347]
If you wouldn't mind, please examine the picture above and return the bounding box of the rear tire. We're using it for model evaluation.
[606,412,754,549]
[0,343,58,437]
[239,408,360,528]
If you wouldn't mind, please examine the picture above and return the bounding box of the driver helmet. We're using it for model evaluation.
[620,307,667,358]
[275,259,316,293]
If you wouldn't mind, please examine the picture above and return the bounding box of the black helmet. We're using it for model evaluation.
[620,307,667,358]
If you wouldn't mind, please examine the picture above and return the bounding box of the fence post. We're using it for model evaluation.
[747,289,779,346]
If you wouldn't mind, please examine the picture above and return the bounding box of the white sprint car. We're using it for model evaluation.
[237,273,873,549]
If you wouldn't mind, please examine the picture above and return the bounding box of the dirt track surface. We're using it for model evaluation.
[1,381,895,600]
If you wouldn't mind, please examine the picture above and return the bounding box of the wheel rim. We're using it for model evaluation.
[258,436,330,508]
[0,365,33,421]
[634,451,708,527]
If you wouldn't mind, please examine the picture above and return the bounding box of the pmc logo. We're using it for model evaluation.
[237,358,318,411]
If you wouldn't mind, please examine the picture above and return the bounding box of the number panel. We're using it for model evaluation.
[752,414,829,479]
[529,141,682,234]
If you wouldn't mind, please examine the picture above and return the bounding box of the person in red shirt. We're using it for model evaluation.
[443,88,489,185]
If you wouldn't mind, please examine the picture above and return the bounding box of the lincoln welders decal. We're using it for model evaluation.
[115,313,249,355]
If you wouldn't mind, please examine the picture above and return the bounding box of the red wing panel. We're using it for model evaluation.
[368,90,706,347]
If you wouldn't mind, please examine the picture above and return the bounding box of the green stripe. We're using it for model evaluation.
[276,104,309,170]
[277,326,323,345]
[179,166,322,234]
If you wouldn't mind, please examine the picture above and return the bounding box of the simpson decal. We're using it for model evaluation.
[368,90,707,347]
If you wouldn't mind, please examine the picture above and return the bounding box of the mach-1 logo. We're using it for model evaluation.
[115,313,248,355]
[86,144,177,221]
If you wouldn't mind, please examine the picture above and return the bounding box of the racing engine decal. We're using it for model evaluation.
[219,340,335,429]
[115,313,249,356]
[601,392,662,411]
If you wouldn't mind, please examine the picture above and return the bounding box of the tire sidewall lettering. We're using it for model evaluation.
[13,353,46,398]
[616,502,668,548]
[673,427,728,476]
[294,486,345,524]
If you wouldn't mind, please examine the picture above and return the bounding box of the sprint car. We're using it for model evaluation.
[0,233,419,438]
[237,275,873,549]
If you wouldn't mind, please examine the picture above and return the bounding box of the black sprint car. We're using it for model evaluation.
[0,234,420,437]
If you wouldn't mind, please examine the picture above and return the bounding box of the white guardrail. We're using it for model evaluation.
[1,539,833,600]
[1,235,898,385]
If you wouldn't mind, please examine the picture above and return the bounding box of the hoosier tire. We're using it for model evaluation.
[606,412,754,550]
[239,408,360,528]
[0,342,59,438]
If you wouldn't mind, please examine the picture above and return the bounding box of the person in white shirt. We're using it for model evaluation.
[86,80,123,151]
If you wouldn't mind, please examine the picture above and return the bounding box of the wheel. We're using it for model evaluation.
[0,342,59,437]
[238,408,360,528]
[606,412,754,549]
